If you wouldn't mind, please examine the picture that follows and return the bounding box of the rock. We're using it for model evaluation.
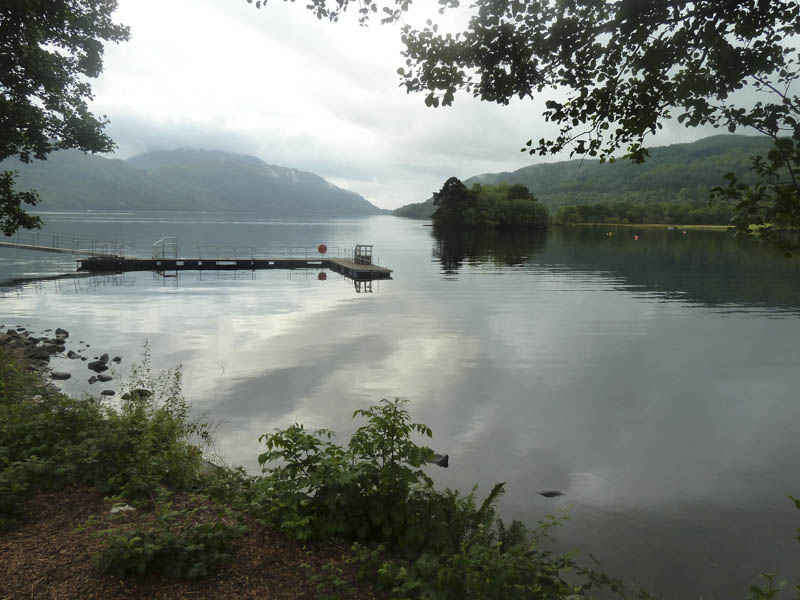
[99,353,109,364]
[430,453,449,468]
[44,329,52,332]
[97,373,113,383]
[81,357,87,361]
[538,490,564,498]
[101,389,115,396]
[88,376,97,384]
[67,350,81,359]
[55,328,69,338]
[85,343,90,347]
[88,360,108,373]
[112,356,122,363]
[25,348,52,361]
[50,372,72,380]
[6,329,19,337]
[121,388,153,400]
[42,343,64,355]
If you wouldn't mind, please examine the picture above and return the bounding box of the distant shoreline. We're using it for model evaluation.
[561,222,730,231]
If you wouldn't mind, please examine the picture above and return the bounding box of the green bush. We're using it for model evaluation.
[95,499,245,579]
[0,344,213,527]
[251,398,435,547]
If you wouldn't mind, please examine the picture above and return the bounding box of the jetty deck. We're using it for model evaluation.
[77,256,393,280]
[1,234,393,280]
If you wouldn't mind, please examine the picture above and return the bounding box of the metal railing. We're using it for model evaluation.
[152,237,178,259]
[1,231,127,256]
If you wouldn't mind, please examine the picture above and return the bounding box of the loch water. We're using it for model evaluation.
[2,212,800,599]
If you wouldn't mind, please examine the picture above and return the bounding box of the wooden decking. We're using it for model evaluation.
[77,256,393,280]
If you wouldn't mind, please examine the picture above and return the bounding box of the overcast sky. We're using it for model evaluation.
[90,0,717,210]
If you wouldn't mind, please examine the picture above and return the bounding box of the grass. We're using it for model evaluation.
[559,222,731,230]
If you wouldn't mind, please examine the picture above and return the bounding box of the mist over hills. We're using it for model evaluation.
[6,149,387,217]
[393,135,773,218]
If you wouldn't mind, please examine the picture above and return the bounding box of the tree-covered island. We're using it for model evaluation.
[432,177,549,229]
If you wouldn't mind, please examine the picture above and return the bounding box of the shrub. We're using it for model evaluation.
[0,344,213,527]
[251,398,435,547]
[95,498,245,579]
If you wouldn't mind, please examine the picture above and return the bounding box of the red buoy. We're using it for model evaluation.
[318,272,327,281]
[317,244,327,254]
[634,235,639,241]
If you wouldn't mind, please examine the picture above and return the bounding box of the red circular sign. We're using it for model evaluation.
[317,244,327,254]
[318,272,327,281]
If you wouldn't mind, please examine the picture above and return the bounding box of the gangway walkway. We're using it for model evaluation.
[0,232,126,257]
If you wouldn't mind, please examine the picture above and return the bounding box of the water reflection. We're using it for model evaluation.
[433,228,548,273]
[432,226,800,311]
[0,273,135,297]
[2,268,380,295]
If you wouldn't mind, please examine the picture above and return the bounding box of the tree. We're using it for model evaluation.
[252,0,800,247]
[431,177,548,228]
[0,1,129,235]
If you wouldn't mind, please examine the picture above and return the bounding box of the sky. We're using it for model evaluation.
[90,0,717,210]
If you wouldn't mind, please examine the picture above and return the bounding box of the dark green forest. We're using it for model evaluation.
[395,135,772,224]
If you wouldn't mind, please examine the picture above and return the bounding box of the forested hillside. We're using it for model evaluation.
[5,149,387,217]
[394,135,772,222]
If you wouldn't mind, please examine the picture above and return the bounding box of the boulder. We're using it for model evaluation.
[88,376,97,384]
[25,348,52,361]
[430,453,449,468]
[97,374,113,383]
[42,343,64,355]
[101,389,115,396]
[55,328,69,338]
[112,356,122,363]
[88,360,108,373]
[99,353,109,363]
[537,490,564,498]
[50,372,71,380]
[121,388,153,400]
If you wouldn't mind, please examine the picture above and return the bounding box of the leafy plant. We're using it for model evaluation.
[94,497,245,579]
[0,343,214,528]
[252,398,435,546]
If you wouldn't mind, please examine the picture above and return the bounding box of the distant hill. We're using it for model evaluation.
[5,149,387,217]
[393,135,773,218]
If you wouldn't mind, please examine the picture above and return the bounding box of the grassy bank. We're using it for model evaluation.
[1,332,796,599]
[557,222,731,231]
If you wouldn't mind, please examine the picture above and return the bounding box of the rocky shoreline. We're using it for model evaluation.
[0,324,122,398]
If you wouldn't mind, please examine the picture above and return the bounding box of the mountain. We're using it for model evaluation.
[6,149,387,217]
[393,134,774,218]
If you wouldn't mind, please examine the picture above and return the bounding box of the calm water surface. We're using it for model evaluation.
[2,213,799,598]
